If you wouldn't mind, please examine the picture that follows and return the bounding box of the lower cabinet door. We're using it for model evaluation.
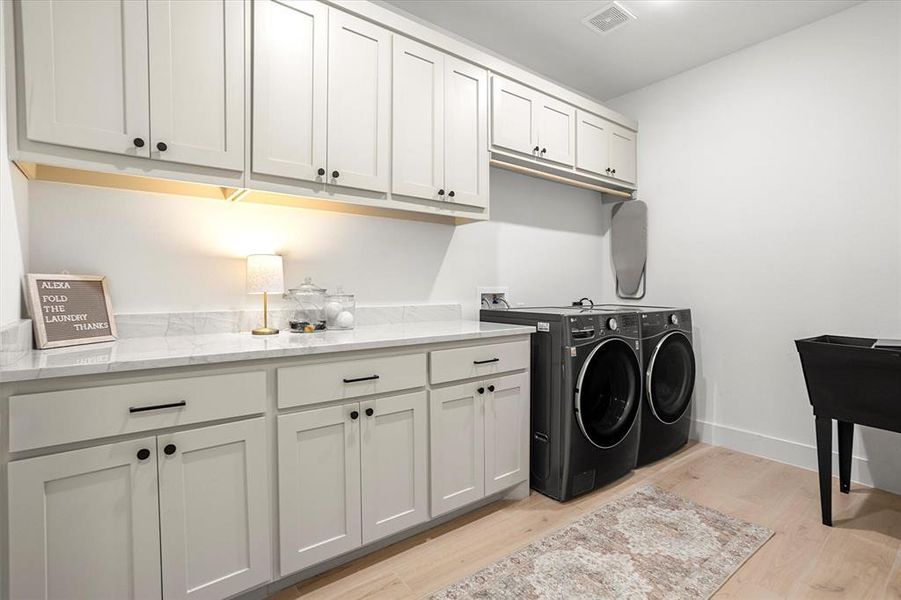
[429,382,485,517]
[8,438,162,600]
[278,403,362,575]
[360,391,429,544]
[158,418,271,600]
[484,372,530,495]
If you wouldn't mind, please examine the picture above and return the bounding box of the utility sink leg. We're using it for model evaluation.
[837,420,853,494]
[815,415,832,526]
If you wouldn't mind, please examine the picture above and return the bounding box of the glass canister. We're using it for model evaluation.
[285,277,327,332]
[325,287,355,330]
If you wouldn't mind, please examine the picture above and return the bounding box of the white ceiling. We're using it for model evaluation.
[381,0,861,101]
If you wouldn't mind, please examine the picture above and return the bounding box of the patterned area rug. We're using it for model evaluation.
[430,485,773,599]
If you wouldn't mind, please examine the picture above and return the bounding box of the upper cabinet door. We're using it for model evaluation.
[148,0,245,170]
[278,403,362,575]
[536,96,575,167]
[392,36,444,201]
[575,110,611,177]
[8,438,162,600]
[444,57,489,209]
[484,373,530,496]
[360,391,429,544]
[327,9,391,193]
[430,381,485,517]
[158,418,271,600]
[252,0,328,182]
[18,0,150,157]
[609,125,638,185]
[491,76,538,157]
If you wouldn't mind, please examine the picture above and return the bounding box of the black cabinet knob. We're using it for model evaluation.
[605,167,611,173]
[365,408,374,417]
[540,148,546,154]
[350,410,359,420]
[611,169,616,174]
[156,141,168,152]
[332,170,340,178]
[136,448,150,461]
[163,444,177,455]
[133,137,145,148]
[533,146,540,152]
[477,387,485,395]
[438,189,445,196]
[318,168,325,176]
[448,190,455,197]
[488,385,495,392]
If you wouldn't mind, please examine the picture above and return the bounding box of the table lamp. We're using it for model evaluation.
[246,254,284,335]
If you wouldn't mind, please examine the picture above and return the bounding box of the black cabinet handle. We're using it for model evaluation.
[318,168,325,176]
[136,448,150,461]
[477,387,485,395]
[540,148,546,154]
[350,410,359,420]
[448,191,455,198]
[332,170,340,178]
[473,358,500,365]
[133,137,145,148]
[343,374,380,383]
[438,189,445,196]
[488,385,495,392]
[365,408,374,417]
[533,146,540,152]
[164,444,177,456]
[129,400,186,414]
[156,141,168,152]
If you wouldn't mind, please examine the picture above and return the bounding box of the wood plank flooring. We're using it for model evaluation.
[270,443,901,599]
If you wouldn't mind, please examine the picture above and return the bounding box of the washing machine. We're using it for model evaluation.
[597,304,696,466]
[480,306,642,501]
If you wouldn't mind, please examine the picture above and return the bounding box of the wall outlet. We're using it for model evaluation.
[479,286,509,310]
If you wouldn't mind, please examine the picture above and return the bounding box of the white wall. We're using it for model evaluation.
[607,0,901,492]
[28,167,608,318]
[0,3,29,327]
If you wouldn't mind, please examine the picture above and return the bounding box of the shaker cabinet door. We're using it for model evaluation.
[609,125,638,185]
[327,9,391,193]
[392,36,445,201]
[252,0,328,182]
[278,403,363,575]
[484,373,530,495]
[575,110,612,177]
[158,418,271,600]
[444,57,489,209]
[490,76,538,157]
[429,382,485,517]
[360,391,429,544]
[536,96,576,167]
[148,0,245,170]
[18,0,150,157]
[8,438,162,600]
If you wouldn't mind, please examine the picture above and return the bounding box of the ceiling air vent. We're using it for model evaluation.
[582,2,637,36]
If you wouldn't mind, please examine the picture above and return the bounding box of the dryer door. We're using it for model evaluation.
[575,338,641,449]
[647,331,696,424]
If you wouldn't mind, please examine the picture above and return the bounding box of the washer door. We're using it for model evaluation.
[647,331,696,424]
[575,338,641,449]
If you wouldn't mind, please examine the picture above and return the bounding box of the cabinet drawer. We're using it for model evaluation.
[9,372,266,452]
[278,353,426,409]
[430,340,530,384]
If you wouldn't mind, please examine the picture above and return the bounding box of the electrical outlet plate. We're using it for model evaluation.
[478,286,509,310]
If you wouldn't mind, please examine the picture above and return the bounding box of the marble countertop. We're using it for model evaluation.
[0,321,535,383]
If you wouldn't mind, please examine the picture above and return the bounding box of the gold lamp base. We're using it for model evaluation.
[251,291,279,336]
[252,326,279,336]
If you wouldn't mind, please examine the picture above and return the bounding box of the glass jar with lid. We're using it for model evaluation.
[285,277,327,332]
[325,287,355,330]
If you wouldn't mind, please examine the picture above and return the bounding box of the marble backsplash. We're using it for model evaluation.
[0,319,33,365]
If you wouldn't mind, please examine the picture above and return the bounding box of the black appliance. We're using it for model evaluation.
[481,306,642,501]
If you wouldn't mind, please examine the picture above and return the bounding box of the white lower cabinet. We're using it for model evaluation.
[278,390,428,575]
[484,373,530,495]
[8,418,270,600]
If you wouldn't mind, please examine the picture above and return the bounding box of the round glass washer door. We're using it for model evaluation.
[646,331,696,424]
[575,338,641,449]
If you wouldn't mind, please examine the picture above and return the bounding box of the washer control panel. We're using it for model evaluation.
[569,313,639,341]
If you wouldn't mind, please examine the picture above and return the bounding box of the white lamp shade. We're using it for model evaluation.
[246,254,285,295]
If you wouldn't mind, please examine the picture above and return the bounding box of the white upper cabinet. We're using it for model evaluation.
[8,438,163,600]
[18,0,151,157]
[575,110,637,185]
[252,0,328,182]
[392,37,488,208]
[484,373,530,495]
[148,0,245,170]
[392,37,445,201]
[535,96,575,167]
[491,76,538,157]
[158,419,271,600]
[609,124,638,185]
[327,9,391,193]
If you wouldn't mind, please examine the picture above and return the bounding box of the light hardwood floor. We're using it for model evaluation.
[270,443,901,599]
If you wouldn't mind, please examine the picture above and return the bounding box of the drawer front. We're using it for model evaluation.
[430,340,530,385]
[278,353,427,409]
[10,372,266,452]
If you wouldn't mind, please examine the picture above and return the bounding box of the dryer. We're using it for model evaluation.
[598,305,696,466]
[480,306,642,500]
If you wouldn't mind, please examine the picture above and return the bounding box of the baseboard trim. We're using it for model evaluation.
[690,419,901,496]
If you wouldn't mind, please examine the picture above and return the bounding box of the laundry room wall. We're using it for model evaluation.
[606,0,901,493]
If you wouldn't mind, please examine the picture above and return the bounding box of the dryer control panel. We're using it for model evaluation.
[569,313,639,343]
